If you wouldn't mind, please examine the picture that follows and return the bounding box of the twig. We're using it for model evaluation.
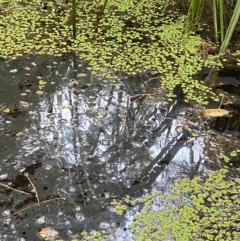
[146,76,162,83]
[24,173,40,206]
[130,88,165,102]
[0,182,31,196]
[130,93,151,102]
[0,197,62,222]
[218,94,224,109]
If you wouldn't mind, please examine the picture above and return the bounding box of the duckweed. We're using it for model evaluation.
[0,0,222,104]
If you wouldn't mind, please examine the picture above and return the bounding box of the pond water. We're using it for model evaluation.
[0,54,239,240]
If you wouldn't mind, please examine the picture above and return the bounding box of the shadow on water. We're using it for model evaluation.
[0,54,212,240]
[209,68,240,138]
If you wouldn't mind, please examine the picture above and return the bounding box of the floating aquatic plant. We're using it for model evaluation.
[0,0,221,104]
[131,167,240,241]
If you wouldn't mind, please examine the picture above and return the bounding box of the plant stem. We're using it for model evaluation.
[219,0,224,43]
[213,0,218,43]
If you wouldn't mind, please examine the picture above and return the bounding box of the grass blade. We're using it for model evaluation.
[213,0,218,43]
[220,0,240,53]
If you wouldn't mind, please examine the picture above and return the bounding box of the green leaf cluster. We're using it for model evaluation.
[131,168,240,241]
[112,198,135,215]
[80,230,105,241]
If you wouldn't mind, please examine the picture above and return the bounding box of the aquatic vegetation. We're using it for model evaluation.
[38,79,47,89]
[79,231,105,241]
[185,0,205,34]
[219,149,240,163]
[185,0,240,53]
[0,0,221,104]
[55,231,105,241]
[112,198,136,215]
[131,167,240,241]
[220,0,240,53]
[213,0,224,44]
[71,0,76,39]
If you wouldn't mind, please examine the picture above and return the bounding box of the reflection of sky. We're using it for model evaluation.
[0,56,208,240]
[33,71,207,189]
[0,55,207,189]
[153,135,206,193]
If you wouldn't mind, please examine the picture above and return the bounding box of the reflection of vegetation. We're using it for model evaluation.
[0,0,221,104]
[130,167,240,241]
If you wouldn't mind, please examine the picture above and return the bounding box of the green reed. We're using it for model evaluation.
[185,0,205,33]
[212,0,224,43]
[220,0,240,53]
[186,0,240,53]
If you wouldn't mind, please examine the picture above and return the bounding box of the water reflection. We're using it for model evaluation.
[0,55,206,240]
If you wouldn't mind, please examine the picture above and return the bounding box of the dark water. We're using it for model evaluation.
[0,55,214,240]
[209,68,240,139]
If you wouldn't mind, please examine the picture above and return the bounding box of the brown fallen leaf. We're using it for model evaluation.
[203,109,230,117]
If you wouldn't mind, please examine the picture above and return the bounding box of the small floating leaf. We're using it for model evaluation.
[19,101,29,107]
[36,90,44,95]
[99,109,106,116]
[61,105,72,109]
[16,132,24,136]
[47,113,56,118]
[230,151,237,157]
[3,108,10,113]
[24,66,30,70]
[59,119,67,123]
[10,68,18,73]
[39,80,47,85]
[101,140,109,146]
[77,73,87,77]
